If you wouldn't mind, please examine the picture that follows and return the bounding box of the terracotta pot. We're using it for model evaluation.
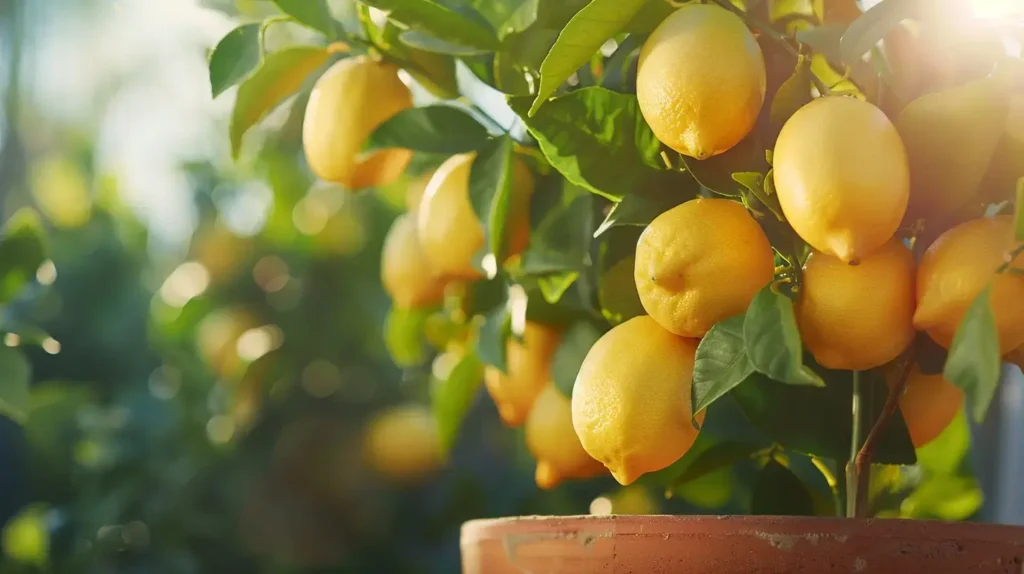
[461,515,1024,573]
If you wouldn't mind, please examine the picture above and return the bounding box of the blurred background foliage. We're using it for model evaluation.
[0,0,1012,572]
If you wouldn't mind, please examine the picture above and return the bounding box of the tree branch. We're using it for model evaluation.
[852,359,912,517]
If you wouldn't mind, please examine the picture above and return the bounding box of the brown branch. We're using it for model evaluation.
[852,359,912,517]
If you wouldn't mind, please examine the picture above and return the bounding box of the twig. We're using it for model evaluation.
[998,243,1024,273]
[845,370,864,517]
[708,0,832,95]
[851,359,913,517]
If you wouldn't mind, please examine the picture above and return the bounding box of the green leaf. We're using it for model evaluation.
[732,370,916,464]
[366,105,491,154]
[230,46,329,157]
[595,186,688,236]
[551,320,603,397]
[521,183,594,275]
[510,87,692,201]
[624,0,676,35]
[384,306,432,367]
[399,31,493,55]
[1015,178,1024,241]
[681,134,770,198]
[770,56,814,126]
[597,228,645,325]
[693,315,754,414]
[839,0,919,66]
[209,24,261,98]
[796,24,845,65]
[733,171,783,220]
[0,346,31,424]
[944,286,1001,423]
[272,0,338,37]
[536,271,580,304]
[0,209,48,304]
[671,440,764,487]
[431,351,484,452]
[476,306,510,372]
[469,137,515,264]
[529,0,649,115]
[359,0,499,51]
[743,286,824,387]
[751,458,815,516]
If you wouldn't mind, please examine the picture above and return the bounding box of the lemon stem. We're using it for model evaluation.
[845,370,864,518]
[997,243,1024,273]
[708,0,831,96]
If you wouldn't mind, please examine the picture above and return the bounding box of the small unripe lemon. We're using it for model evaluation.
[637,4,766,159]
[888,365,963,448]
[774,97,910,263]
[914,216,1024,353]
[416,154,533,280]
[381,213,446,309]
[572,316,704,485]
[484,322,560,427]
[303,56,413,189]
[797,240,916,371]
[526,385,605,490]
[635,198,775,337]
[363,405,443,482]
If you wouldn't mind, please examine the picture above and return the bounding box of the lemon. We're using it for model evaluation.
[405,171,434,213]
[637,3,766,159]
[634,198,775,337]
[797,240,916,371]
[417,153,533,280]
[381,213,447,309]
[303,56,413,189]
[363,405,443,482]
[572,315,704,485]
[914,216,1024,353]
[484,321,560,427]
[774,97,910,263]
[526,384,605,490]
[888,365,964,448]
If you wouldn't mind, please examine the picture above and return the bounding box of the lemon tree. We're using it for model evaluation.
[211,0,1024,519]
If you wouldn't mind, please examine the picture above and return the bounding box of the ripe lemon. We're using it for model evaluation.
[416,153,533,280]
[526,384,605,490]
[303,56,413,189]
[797,240,916,371]
[637,3,766,159]
[381,213,446,309]
[634,198,775,337]
[774,97,910,263]
[914,216,1024,353]
[572,315,704,485]
[484,321,560,427]
[888,365,963,448]
[363,405,443,482]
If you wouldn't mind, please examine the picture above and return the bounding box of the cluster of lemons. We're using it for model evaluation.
[302,4,1024,490]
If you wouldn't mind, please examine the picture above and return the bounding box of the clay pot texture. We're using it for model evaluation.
[461,515,1024,573]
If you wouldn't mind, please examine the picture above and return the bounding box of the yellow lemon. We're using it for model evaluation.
[774,97,910,263]
[363,405,443,482]
[888,365,964,448]
[526,384,605,490]
[634,198,775,337]
[417,153,533,280]
[637,3,766,159]
[381,213,447,309]
[303,56,413,189]
[572,316,704,485]
[914,216,1024,353]
[797,240,916,371]
[484,321,560,427]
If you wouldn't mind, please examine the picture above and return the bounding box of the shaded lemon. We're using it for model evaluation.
[526,384,605,490]
[417,153,533,280]
[363,405,443,482]
[484,321,560,427]
[774,97,910,262]
[797,240,916,371]
[914,216,1024,353]
[303,56,413,189]
[637,3,766,159]
[572,316,704,485]
[888,365,964,448]
[381,213,446,309]
[634,198,775,337]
